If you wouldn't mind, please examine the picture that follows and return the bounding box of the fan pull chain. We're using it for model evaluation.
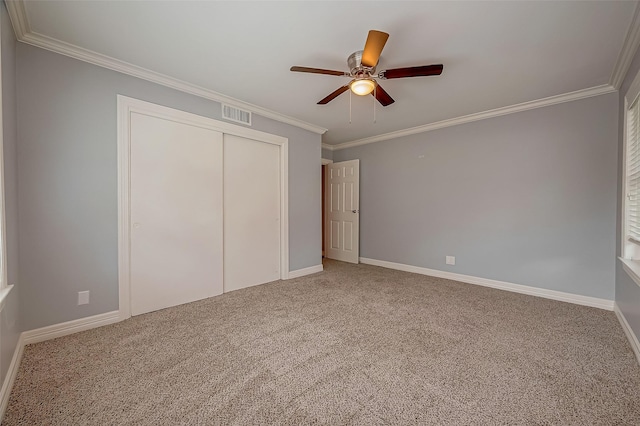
[373,85,377,123]
[349,90,352,124]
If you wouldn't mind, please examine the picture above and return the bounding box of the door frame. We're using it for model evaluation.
[117,95,289,321]
[321,159,332,257]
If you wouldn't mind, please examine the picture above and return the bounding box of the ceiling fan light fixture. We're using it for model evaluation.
[350,79,375,96]
[291,29,441,107]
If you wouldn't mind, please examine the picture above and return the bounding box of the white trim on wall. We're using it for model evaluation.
[620,258,640,290]
[326,85,616,151]
[0,310,121,421]
[4,2,326,136]
[321,158,333,165]
[359,257,615,311]
[0,0,11,304]
[117,96,131,321]
[320,1,640,150]
[611,2,640,90]
[0,333,22,423]
[4,0,27,39]
[118,95,290,321]
[614,303,640,366]
[620,65,640,269]
[22,311,120,345]
[6,0,632,152]
[288,264,323,279]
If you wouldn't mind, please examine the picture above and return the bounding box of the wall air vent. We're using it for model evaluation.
[222,104,252,126]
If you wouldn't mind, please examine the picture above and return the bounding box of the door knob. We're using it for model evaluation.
[352,210,359,213]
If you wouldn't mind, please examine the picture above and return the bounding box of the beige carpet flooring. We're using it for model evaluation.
[4,260,640,425]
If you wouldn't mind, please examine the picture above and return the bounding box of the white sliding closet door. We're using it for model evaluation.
[130,113,224,316]
[224,134,281,292]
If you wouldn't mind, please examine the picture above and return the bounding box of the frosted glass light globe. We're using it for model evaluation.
[350,79,375,96]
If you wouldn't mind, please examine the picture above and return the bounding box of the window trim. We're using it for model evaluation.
[621,66,640,287]
[0,15,11,313]
[623,96,640,258]
[0,11,12,313]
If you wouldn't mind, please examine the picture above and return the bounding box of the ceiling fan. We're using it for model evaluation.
[290,30,443,107]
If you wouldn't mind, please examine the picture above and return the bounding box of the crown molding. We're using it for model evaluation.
[5,0,627,145]
[328,84,616,151]
[611,2,640,90]
[4,1,327,136]
[20,31,327,135]
[5,0,28,39]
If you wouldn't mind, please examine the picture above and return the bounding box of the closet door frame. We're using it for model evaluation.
[117,95,289,321]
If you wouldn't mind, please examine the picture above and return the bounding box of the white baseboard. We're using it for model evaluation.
[0,333,24,422]
[0,310,122,421]
[359,257,614,311]
[614,303,640,365]
[22,310,121,345]
[288,264,323,279]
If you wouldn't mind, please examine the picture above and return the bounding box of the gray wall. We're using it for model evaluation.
[335,93,618,300]
[0,1,21,384]
[321,147,333,161]
[17,43,322,330]
[616,43,640,342]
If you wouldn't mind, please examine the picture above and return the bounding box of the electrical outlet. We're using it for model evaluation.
[78,291,90,305]
[446,256,456,265]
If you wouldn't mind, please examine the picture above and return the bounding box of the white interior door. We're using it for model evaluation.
[130,112,224,316]
[325,159,360,264]
[224,134,281,292]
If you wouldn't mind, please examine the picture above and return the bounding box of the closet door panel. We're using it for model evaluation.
[224,134,280,292]
[130,112,223,315]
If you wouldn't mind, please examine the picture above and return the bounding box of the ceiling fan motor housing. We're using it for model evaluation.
[348,50,376,76]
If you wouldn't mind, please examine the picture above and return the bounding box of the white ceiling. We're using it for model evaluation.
[19,1,638,145]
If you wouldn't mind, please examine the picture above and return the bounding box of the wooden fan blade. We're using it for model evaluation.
[380,64,443,79]
[318,84,351,104]
[372,82,395,106]
[290,66,349,76]
[361,30,389,68]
